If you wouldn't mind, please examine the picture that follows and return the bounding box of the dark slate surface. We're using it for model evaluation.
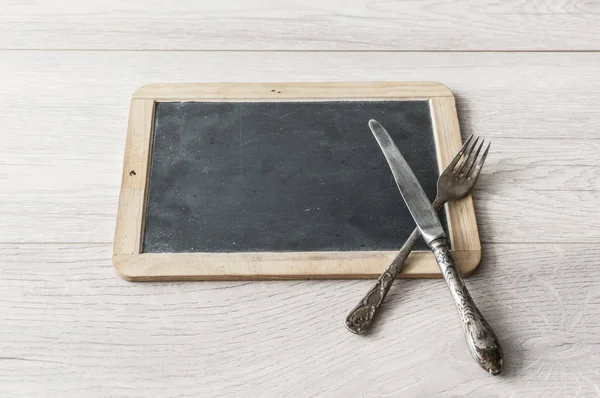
[142,100,446,253]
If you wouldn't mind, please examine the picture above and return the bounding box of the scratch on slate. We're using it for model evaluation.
[239,115,243,170]
[261,110,297,120]
[239,111,243,200]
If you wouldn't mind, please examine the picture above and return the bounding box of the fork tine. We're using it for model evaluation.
[462,139,485,176]
[456,136,480,174]
[446,135,473,171]
[469,142,490,181]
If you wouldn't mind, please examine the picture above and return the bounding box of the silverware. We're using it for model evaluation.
[346,134,488,335]
[356,119,502,375]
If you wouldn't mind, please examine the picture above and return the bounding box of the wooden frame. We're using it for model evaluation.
[113,82,481,281]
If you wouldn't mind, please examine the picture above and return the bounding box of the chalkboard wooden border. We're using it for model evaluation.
[113,82,481,281]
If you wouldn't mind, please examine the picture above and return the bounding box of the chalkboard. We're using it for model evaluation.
[142,100,446,253]
[113,82,481,280]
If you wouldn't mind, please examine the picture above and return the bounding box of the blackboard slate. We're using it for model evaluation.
[142,100,447,253]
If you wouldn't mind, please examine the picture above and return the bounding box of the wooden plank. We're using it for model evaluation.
[114,250,479,281]
[134,81,452,100]
[1,0,600,50]
[1,243,598,396]
[3,51,600,139]
[430,96,480,253]
[475,189,600,243]
[113,99,155,256]
[2,51,600,244]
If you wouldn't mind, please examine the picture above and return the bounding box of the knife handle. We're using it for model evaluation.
[429,238,503,375]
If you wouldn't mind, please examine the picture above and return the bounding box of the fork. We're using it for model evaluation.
[345,135,489,334]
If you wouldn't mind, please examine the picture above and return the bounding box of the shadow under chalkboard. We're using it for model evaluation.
[142,100,447,253]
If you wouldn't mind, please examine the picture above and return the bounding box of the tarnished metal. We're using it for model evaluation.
[367,120,444,245]
[429,237,503,375]
[346,132,489,336]
[346,119,502,375]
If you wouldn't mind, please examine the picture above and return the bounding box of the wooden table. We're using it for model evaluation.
[2,2,599,396]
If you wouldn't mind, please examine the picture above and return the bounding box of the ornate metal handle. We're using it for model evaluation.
[345,198,444,335]
[345,227,420,334]
[429,238,503,375]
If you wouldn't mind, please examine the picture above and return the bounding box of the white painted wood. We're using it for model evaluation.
[0,244,598,396]
[1,0,600,50]
[1,51,599,244]
[3,2,600,395]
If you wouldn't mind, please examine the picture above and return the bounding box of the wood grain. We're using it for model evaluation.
[114,250,480,281]
[134,81,452,100]
[1,0,600,50]
[3,51,600,141]
[1,51,599,245]
[2,2,600,392]
[430,96,480,252]
[113,99,155,257]
[1,243,598,396]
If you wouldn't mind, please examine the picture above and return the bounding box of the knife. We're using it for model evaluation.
[368,119,503,375]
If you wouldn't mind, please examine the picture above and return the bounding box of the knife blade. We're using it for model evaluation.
[368,119,503,376]
[368,119,444,245]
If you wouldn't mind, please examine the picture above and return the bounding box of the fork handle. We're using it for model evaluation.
[429,237,503,375]
[345,198,444,334]
[345,227,421,334]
